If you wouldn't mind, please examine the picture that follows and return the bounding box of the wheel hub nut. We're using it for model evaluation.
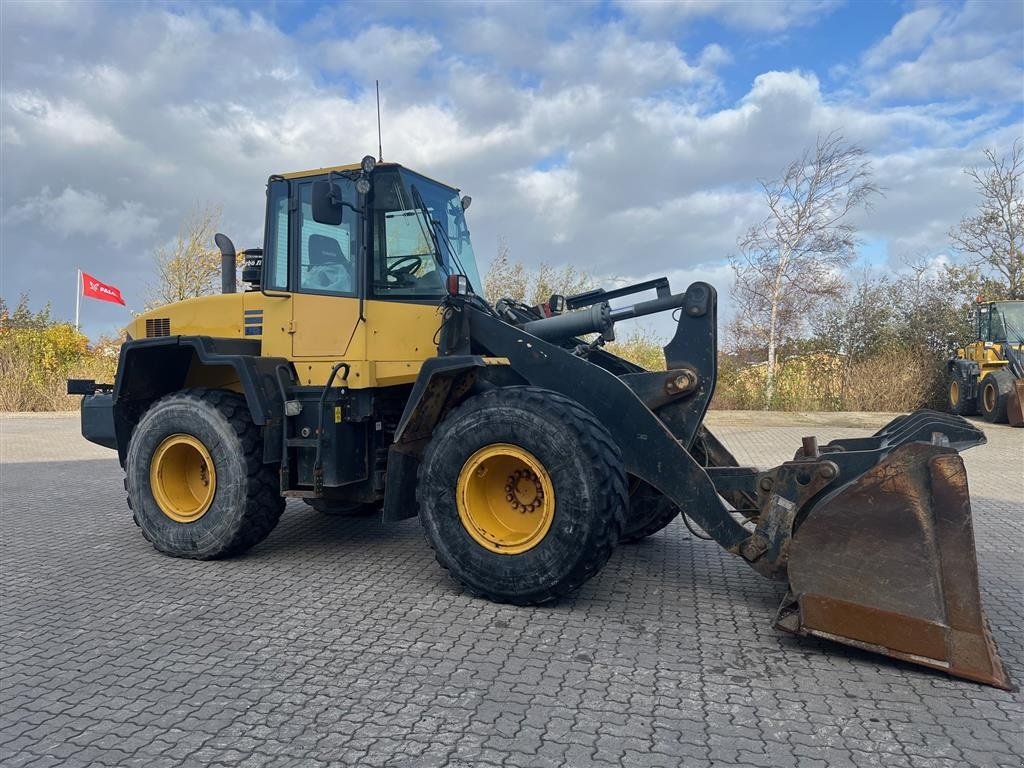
[506,469,544,513]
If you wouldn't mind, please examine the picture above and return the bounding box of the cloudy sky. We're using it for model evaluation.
[2,0,1022,339]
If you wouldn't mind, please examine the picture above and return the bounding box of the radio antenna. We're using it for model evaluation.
[376,80,383,162]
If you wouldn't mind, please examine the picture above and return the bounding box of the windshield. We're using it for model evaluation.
[992,302,1024,343]
[368,167,482,299]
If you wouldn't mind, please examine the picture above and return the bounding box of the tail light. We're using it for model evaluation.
[446,274,470,296]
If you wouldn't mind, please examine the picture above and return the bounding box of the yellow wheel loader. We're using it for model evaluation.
[948,299,1024,426]
[69,157,1009,688]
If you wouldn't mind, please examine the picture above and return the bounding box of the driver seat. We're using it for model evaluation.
[308,234,344,267]
[303,234,352,292]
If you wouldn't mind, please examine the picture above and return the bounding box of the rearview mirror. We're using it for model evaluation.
[312,181,344,225]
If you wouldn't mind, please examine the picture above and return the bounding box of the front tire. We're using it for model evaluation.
[126,389,284,559]
[980,373,1010,423]
[948,371,977,416]
[417,387,627,604]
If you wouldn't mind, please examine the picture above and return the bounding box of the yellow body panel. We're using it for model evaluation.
[127,293,246,340]
[956,341,1021,378]
[131,291,445,389]
[280,161,459,191]
[292,293,363,358]
[364,300,442,361]
[281,163,362,179]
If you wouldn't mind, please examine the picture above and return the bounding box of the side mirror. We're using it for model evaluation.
[312,181,344,225]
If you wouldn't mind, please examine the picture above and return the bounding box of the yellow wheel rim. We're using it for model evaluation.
[456,443,555,555]
[150,434,217,523]
[983,382,996,412]
[950,380,960,407]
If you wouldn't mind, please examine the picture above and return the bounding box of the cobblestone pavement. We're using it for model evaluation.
[1,413,1021,767]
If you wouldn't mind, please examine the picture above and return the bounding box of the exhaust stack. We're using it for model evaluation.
[214,233,236,294]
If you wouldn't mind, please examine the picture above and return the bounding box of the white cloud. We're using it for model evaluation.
[72,64,132,101]
[5,92,124,146]
[510,168,581,244]
[860,1,1024,103]
[320,25,442,78]
[0,1,1018,338]
[542,26,710,92]
[862,6,944,69]
[616,0,839,33]
[5,187,159,247]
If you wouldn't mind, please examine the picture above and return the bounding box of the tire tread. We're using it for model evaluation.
[417,386,627,605]
[126,388,284,559]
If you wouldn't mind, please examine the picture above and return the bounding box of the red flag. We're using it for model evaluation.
[81,271,126,306]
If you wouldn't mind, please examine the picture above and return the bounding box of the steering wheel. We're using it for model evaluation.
[386,255,422,278]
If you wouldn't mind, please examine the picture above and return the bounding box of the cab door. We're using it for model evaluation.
[257,178,294,361]
[289,179,361,358]
[258,176,362,362]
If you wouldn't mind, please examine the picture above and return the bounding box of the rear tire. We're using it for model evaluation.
[980,373,1010,423]
[417,386,627,604]
[126,389,284,559]
[621,479,680,543]
[948,371,977,416]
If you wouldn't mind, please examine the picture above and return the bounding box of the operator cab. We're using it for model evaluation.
[978,301,1024,344]
[260,158,482,303]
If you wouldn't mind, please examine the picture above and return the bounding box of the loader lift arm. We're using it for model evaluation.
[437,278,1009,689]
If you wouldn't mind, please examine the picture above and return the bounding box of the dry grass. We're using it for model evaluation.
[0,353,118,412]
[713,348,939,413]
[841,348,937,412]
[712,354,843,411]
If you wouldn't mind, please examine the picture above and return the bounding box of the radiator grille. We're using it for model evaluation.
[145,317,171,337]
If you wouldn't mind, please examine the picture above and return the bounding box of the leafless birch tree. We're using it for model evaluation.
[949,140,1023,299]
[731,132,878,406]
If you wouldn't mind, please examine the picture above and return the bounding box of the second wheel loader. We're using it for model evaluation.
[948,299,1024,426]
[70,157,1009,689]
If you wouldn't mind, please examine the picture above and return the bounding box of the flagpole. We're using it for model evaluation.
[75,269,81,332]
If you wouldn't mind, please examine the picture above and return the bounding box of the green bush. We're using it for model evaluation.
[0,295,119,411]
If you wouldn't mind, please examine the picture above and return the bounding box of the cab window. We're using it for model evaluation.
[372,207,445,297]
[295,180,358,296]
[979,305,992,341]
[989,307,1006,342]
[263,179,289,291]
[369,171,452,300]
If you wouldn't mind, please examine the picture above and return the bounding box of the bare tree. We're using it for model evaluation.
[483,237,595,306]
[949,140,1023,299]
[483,237,527,304]
[730,132,878,406]
[529,262,593,306]
[148,204,224,307]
